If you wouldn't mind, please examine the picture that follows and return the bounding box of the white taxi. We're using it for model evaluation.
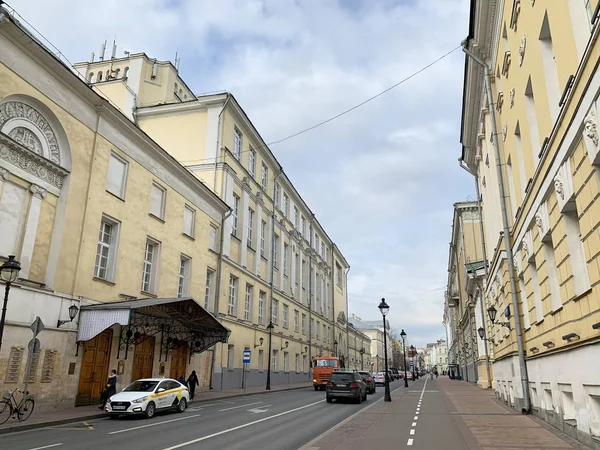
[106,378,189,419]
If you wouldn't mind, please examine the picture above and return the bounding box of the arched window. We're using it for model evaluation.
[88,72,94,82]
[97,72,103,81]
[115,68,120,79]
[174,82,178,93]
[106,70,111,80]
[184,94,187,100]
[123,67,129,78]
[179,89,182,95]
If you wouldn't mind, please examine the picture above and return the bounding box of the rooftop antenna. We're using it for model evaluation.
[111,40,117,59]
[124,50,130,57]
[90,52,95,63]
[99,40,106,61]
[174,50,180,71]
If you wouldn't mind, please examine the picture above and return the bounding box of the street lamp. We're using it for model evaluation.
[254,337,264,348]
[57,304,79,328]
[333,339,338,357]
[378,298,392,402]
[266,321,274,390]
[487,305,511,329]
[360,347,365,370]
[400,329,409,387]
[410,345,416,380]
[0,256,21,353]
[477,326,495,345]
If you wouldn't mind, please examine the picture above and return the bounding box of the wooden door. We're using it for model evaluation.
[76,329,113,405]
[132,336,155,381]
[169,343,188,381]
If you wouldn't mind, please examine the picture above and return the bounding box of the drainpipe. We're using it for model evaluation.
[462,40,531,414]
[214,94,231,194]
[344,266,350,366]
[451,243,468,382]
[459,160,493,389]
[308,214,315,375]
[269,169,284,323]
[330,246,335,354]
[210,207,233,390]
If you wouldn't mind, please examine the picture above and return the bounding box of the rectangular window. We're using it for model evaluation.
[247,208,254,247]
[258,349,264,371]
[528,261,544,324]
[539,16,561,122]
[321,242,325,258]
[327,326,331,344]
[283,193,289,217]
[272,300,279,325]
[234,128,243,160]
[518,275,531,329]
[272,350,279,372]
[141,238,160,294]
[244,284,253,321]
[310,318,315,338]
[177,255,191,298]
[258,291,266,325]
[283,304,289,329]
[301,216,306,238]
[150,183,166,220]
[283,243,289,277]
[274,234,279,268]
[227,345,234,369]
[316,321,320,340]
[563,210,591,296]
[94,216,120,281]
[204,269,215,311]
[248,147,256,177]
[303,354,307,373]
[106,152,128,198]
[295,353,300,373]
[301,314,306,335]
[323,324,326,342]
[295,253,300,286]
[232,194,240,236]
[183,205,195,237]
[506,157,518,220]
[228,274,238,316]
[302,260,307,290]
[336,263,343,286]
[542,238,562,312]
[274,183,280,207]
[261,163,268,190]
[260,220,267,257]
[315,234,320,251]
[294,206,299,229]
[294,310,299,332]
[283,352,289,372]
[209,224,218,252]
[525,79,541,163]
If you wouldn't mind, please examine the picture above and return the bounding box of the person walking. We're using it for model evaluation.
[187,370,199,400]
[99,369,117,410]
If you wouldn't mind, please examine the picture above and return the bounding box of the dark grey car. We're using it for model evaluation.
[357,371,376,394]
[326,371,367,404]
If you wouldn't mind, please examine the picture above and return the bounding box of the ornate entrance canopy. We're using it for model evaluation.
[78,298,230,361]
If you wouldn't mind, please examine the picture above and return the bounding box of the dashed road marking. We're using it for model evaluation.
[407,438,414,445]
[219,401,263,412]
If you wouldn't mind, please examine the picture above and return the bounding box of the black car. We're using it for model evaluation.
[326,371,367,404]
[357,371,376,394]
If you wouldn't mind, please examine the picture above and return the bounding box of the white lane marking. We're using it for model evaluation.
[407,438,414,446]
[216,400,236,404]
[412,422,417,426]
[163,400,325,450]
[410,429,415,435]
[219,401,263,412]
[247,405,271,413]
[414,416,418,420]
[108,414,201,435]
[28,445,63,450]
[193,403,216,408]
[416,411,419,415]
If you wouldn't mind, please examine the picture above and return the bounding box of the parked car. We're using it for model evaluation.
[326,371,367,404]
[357,371,376,394]
[390,368,400,380]
[373,372,386,385]
[105,378,189,419]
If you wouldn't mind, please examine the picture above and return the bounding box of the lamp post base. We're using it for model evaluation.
[404,377,409,388]
[384,380,391,402]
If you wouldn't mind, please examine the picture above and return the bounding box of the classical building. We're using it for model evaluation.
[0,8,230,410]
[347,323,372,371]
[72,44,350,390]
[348,315,392,374]
[460,0,600,445]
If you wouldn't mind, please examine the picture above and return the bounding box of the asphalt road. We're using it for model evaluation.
[0,382,405,450]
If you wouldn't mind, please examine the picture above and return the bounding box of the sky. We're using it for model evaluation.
[7,0,474,347]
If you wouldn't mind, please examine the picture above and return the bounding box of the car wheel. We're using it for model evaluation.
[326,396,333,403]
[314,386,319,391]
[145,402,156,419]
[356,393,362,404]
[362,391,367,402]
[177,398,187,413]
[372,386,376,394]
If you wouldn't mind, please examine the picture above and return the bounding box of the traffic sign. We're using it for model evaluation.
[30,317,44,337]
[242,349,251,364]
[28,338,40,353]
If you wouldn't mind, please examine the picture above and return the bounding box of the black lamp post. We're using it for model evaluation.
[360,348,365,370]
[57,304,80,328]
[266,321,274,390]
[410,345,416,380]
[487,305,511,329]
[400,329,409,387]
[0,256,21,353]
[378,298,392,402]
[333,339,338,357]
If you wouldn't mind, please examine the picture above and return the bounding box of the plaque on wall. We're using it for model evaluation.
[40,349,57,383]
[5,346,24,383]
[68,362,76,375]
[27,349,41,383]
[117,360,125,375]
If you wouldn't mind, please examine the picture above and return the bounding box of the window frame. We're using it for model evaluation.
[141,237,161,294]
[183,205,196,238]
[106,152,129,199]
[282,304,289,329]
[150,182,167,221]
[261,163,268,190]
[233,128,243,160]
[248,147,256,177]
[247,207,254,248]
[272,299,279,325]
[258,291,266,325]
[228,274,239,316]
[232,194,240,237]
[260,220,267,257]
[294,309,299,333]
[94,215,120,282]
[204,269,215,311]
[244,283,253,321]
[177,254,191,298]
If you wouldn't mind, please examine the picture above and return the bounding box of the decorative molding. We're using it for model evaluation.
[555,159,574,212]
[584,108,599,147]
[510,0,521,31]
[554,177,564,200]
[502,51,512,77]
[535,201,550,239]
[0,167,8,181]
[518,36,526,66]
[509,88,515,108]
[502,123,507,142]
[512,255,522,275]
[522,230,534,261]
[496,92,504,112]
[30,184,48,199]
[0,134,68,190]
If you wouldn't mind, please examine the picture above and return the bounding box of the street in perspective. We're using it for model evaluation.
[1,0,600,449]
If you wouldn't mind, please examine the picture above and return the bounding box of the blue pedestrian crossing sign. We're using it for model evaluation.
[243,349,251,364]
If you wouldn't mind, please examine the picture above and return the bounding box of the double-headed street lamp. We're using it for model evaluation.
[378,298,392,402]
[0,256,21,353]
[400,329,409,387]
[266,321,274,390]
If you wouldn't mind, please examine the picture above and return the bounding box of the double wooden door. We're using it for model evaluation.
[77,329,113,405]
[169,343,188,381]
[132,336,155,381]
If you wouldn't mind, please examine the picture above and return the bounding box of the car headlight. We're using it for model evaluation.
[133,396,149,403]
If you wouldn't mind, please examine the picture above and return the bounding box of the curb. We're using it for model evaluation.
[0,384,312,435]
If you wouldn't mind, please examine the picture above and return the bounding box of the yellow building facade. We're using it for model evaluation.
[460,0,600,446]
[73,47,351,390]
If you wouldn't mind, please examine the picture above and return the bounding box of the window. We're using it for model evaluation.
[123,67,129,78]
[295,354,300,373]
[302,260,307,290]
[258,291,266,325]
[274,234,279,268]
[244,284,253,321]
[260,220,267,257]
[227,345,234,369]
[525,77,541,162]
[94,216,120,281]
[141,238,160,294]
[242,208,253,249]
[272,299,279,325]
[310,318,315,338]
[150,183,166,220]
[233,128,243,160]
[177,255,191,298]
[248,147,256,177]
[97,71,103,81]
[336,263,343,286]
[261,163,268,190]
[258,349,264,371]
[106,153,128,198]
[316,321,320,340]
[293,206,299,229]
[301,216,306,238]
[539,13,560,122]
[282,304,289,329]
[283,243,289,277]
[327,326,331,344]
[564,210,591,296]
[183,205,195,237]
[294,310,299,332]
[232,194,240,236]
[274,183,280,207]
[272,350,279,372]
[88,71,94,82]
[302,313,306,335]
[204,270,215,311]
[323,324,326,342]
[228,275,238,316]
[284,352,289,372]
[209,224,218,251]
[295,253,300,286]
[315,234,320,251]
[282,193,289,217]
[303,354,308,373]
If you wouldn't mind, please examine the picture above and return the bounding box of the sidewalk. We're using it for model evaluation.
[0,381,311,435]
[301,377,589,450]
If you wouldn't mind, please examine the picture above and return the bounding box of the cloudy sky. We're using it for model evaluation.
[8,0,474,346]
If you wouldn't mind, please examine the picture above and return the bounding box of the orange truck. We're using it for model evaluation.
[312,356,340,390]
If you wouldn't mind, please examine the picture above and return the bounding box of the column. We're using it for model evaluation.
[254,198,263,276]
[240,186,250,268]
[0,167,8,191]
[20,184,47,279]
[222,172,235,258]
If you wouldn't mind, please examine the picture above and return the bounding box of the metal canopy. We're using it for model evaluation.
[78,297,230,361]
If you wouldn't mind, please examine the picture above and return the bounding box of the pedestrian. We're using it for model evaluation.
[178,375,188,387]
[187,370,199,400]
[99,369,117,410]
